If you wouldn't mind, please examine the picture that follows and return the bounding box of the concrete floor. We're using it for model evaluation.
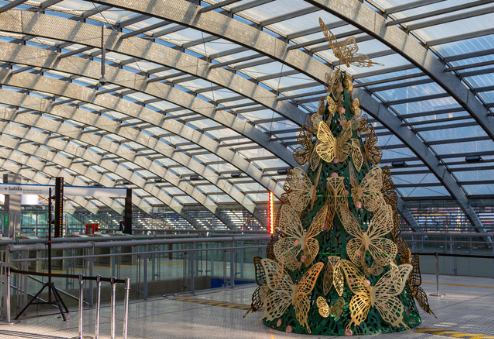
[1,274,494,338]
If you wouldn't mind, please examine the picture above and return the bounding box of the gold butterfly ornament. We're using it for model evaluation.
[350,165,385,212]
[339,260,412,329]
[274,204,329,270]
[262,259,324,333]
[315,121,352,164]
[340,203,398,271]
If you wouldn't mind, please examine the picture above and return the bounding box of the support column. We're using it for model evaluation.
[3,174,21,239]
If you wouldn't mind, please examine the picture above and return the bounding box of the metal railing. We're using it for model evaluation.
[0,263,130,339]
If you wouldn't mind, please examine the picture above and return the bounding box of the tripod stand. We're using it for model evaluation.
[15,188,69,320]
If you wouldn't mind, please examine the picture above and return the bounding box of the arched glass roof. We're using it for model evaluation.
[0,0,492,233]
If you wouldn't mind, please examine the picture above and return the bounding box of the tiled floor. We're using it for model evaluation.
[1,274,494,338]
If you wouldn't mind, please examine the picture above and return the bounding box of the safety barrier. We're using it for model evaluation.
[0,263,130,339]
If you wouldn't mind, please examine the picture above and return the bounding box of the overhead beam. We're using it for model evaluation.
[305,0,494,142]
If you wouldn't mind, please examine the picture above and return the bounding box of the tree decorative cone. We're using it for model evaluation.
[244,18,434,336]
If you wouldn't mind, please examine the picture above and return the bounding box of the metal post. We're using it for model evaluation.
[190,250,195,295]
[430,252,443,297]
[110,279,116,339]
[143,256,148,300]
[94,276,101,339]
[78,275,84,339]
[123,278,130,339]
[6,266,11,323]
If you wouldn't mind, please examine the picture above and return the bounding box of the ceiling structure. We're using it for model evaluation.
[0,0,492,233]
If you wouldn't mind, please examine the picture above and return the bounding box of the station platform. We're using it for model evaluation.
[1,274,493,339]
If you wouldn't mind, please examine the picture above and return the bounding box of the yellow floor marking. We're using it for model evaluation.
[416,327,494,339]
[175,296,251,311]
[422,281,494,290]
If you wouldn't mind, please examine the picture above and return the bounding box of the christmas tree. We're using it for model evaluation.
[246,19,433,336]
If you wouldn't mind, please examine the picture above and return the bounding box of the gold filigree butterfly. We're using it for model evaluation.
[409,254,435,316]
[339,260,412,328]
[319,18,378,68]
[262,259,324,333]
[281,167,313,214]
[293,128,321,171]
[350,165,385,212]
[274,204,328,270]
[315,121,352,164]
[340,204,397,270]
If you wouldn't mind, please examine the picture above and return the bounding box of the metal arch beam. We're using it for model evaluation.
[0,129,155,215]
[0,10,307,129]
[0,70,279,209]
[0,43,285,212]
[84,0,483,234]
[359,90,488,237]
[0,89,255,230]
[0,42,296,169]
[0,8,481,232]
[306,0,494,141]
[0,108,223,230]
[0,120,202,229]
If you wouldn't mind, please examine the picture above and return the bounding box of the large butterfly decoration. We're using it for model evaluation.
[274,204,329,270]
[349,165,385,212]
[339,260,412,329]
[315,121,352,164]
[340,204,397,271]
[293,127,321,171]
[245,256,269,316]
[282,167,313,215]
[319,18,378,68]
[262,259,324,333]
[409,254,435,316]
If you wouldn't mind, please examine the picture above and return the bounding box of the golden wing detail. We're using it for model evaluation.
[326,175,348,225]
[364,126,382,165]
[282,167,312,214]
[352,98,361,117]
[351,139,364,172]
[294,128,316,166]
[317,296,330,318]
[335,124,353,163]
[338,260,372,327]
[319,18,378,68]
[301,205,329,267]
[274,203,327,270]
[293,262,324,333]
[372,264,412,328]
[350,166,385,212]
[315,121,337,163]
[323,256,344,296]
[409,255,435,315]
[277,203,300,234]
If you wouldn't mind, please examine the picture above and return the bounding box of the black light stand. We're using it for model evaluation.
[16,183,69,320]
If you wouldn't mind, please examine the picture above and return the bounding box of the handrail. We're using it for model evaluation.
[5,234,270,251]
[415,252,494,259]
[8,266,127,284]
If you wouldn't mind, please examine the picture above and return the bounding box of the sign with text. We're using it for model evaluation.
[0,184,126,197]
